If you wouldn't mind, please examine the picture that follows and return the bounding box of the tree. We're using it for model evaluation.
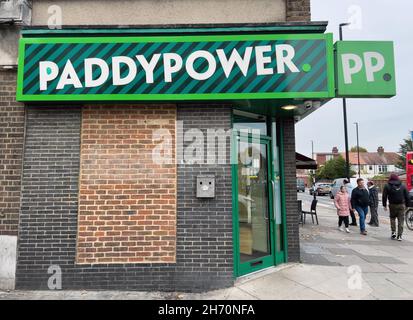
[396,133,413,170]
[315,155,356,180]
[350,146,368,152]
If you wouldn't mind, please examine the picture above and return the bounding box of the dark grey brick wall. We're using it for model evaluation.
[281,117,300,262]
[16,105,234,292]
[176,105,234,289]
[16,107,81,289]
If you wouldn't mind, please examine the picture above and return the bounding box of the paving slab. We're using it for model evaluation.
[300,244,330,255]
[362,274,413,299]
[374,244,412,257]
[279,264,346,288]
[323,254,370,267]
[282,287,332,300]
[378,273,413,295]
[341,244,393,257]
[183,288,256,300]
[353,263,395,273]
[237,272,308,300]
[381,263,413,274]
[327,248,361,256]
[300,253,341,266]
[359,255,405,264]
[310,273,373,300]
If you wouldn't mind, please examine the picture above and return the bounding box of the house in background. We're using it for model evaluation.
[316,146,403,178]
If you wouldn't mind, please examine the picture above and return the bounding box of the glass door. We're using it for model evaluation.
[235,135,275,276]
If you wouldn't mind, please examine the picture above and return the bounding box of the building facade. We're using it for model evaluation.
[316,146,403,179]
[1,0,336,291]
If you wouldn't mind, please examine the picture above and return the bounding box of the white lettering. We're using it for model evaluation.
[217,47,253,78]
[56,60,82,90]
[276,44,299,73]
[39,61,59,91]
[111,56,137,86]
[186,50,217,81]
[136,54,161,84]
[255,45,273,76]
[163,53,183,83]
[85,58,109,88]
[342,53,363,84]
[363,52,385,82]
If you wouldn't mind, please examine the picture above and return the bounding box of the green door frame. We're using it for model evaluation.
[231,133,275,276]
[231,115,288,277]
[274,118,288,265]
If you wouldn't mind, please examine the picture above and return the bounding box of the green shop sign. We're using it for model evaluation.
[335,41,396,97]
[16,34,335,101]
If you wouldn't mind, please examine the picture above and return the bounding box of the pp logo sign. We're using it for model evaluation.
[336,41,396,98]
[342,52,385,84]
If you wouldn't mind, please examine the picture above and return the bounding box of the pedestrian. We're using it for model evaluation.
[382,174,410,241]
[344,179,358,226]
[351,178,370,235]
[334,185,353,233]
[367,180,379,227]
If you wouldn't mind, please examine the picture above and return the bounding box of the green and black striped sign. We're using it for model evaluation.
[17,34,334,101]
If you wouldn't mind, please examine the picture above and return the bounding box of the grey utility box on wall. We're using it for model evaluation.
[196,175,215,198]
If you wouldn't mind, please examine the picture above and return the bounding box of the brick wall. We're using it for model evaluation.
[286,0,311,22]
[0,70,25,236]
[176,105,234,288]
[78,106,176,264]
[16,105,234,292]
[281,117,300,262]
[16,107,81,289]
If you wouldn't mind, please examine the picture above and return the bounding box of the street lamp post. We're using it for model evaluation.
[311,140,314,160]
[310,140,316,199]
[354,122,361,178]
[339,23,351,180]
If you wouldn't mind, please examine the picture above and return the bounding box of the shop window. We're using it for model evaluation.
[233,111,267,136]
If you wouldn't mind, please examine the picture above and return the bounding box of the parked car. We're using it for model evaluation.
[329,177,368,199]
[309,183,331,196]
[297,178,306,192]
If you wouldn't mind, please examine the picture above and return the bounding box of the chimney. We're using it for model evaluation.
[377,146,384,155]
[332,147,339,154]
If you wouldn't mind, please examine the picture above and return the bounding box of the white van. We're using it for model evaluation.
[330,177,369,199]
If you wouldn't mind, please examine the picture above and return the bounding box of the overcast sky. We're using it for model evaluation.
[295,0,413,157]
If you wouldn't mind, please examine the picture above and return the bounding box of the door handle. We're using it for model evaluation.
[271,180,276,221]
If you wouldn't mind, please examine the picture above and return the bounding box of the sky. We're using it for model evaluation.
[295,0,413,157]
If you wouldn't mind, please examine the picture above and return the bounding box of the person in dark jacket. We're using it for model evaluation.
[382,174,410,241]
[367,181,379,227]
[351,178,370,235]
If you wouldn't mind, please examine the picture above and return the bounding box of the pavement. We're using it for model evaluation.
[1,190,413,300]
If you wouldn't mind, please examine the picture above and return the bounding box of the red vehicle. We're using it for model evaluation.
[407,151,413,194]
[406,152,413,230]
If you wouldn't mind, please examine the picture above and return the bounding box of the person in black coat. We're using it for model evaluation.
[351,178,370,235]
[383,174,410,241]
[367,181,379,227]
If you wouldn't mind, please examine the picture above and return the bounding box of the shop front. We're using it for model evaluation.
[13,23,394,291]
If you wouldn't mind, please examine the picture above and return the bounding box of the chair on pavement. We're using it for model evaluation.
[302,199,319,225]
[297,200,303,225]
